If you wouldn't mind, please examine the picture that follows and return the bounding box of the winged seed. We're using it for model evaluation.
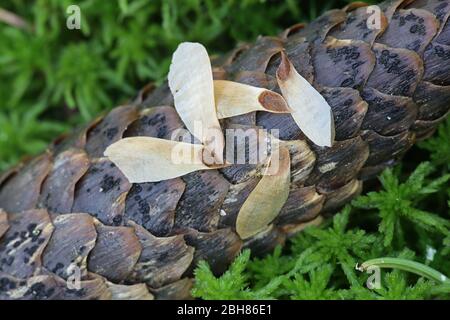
[276,51,335,147]
[214,80,291,119]
[236,147,291,239]
[104,137,216,183]
[168,42,225,164]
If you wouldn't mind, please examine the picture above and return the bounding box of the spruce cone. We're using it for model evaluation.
[1,0,449,300]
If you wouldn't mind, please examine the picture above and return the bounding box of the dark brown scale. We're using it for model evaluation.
[38,148,90,214]
[360,129,415,168]
[413,111,450,138]
[306,137,370,191]
[256,113,303,140]
[139,81,174,109]
[280,22,307,39]
[42,213,96,280]
[413,81,450,120]
[378,9,439,55]
[0,273,61,300]
[227,37,283,74]
[243,225,286,257]
[220,162,260,186]
[0,153,52,213]
[150,278,193,300]
[124,106,185,140]
[220,125,270,184]
[0,164,22,189]
[52,117,102,156]
[408,0,450,46]
[0,273,20,294]
[321,179,363,211]
[132,82,155,106]
[56,274,112,300]
[313,38,376,89]
[330,6,388,44]
[212,44,251,69]
[341,2,368,13]
[85,105,139,158]
[222,112,256,127]
[184,228,242,276]
[266,38,314,83]
[435,18,450,44]
[276,186,325,226]
[295,9,347,43]
[128,222,193,288]
[107,281,153,300]
[380,0,416,21]
[280,216,323,236]
[174,171,230,232]
[283,140,316,186]
[0,209,53,278]
[321,87,368,140]
[124,179,185,237]
[72,158,131,225]
[366,44,423,96]
[407,0,450,27]
[361,87,418,135]
[422,42,450,84]
[234,70,278,90]
[360,160,397,180]
[284,38,315,83]
[87,223,141,282]
[220,178,259,228]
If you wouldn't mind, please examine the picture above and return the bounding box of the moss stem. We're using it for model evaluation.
[358,257,450,284]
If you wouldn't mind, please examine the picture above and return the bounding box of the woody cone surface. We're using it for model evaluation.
[1,0,450,300]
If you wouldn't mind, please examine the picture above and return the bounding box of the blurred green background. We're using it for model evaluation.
[0,0,372,171]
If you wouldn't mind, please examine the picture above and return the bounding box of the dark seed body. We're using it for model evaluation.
[0,0,449,300]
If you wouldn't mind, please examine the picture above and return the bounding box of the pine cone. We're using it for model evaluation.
[0,0,449,300]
